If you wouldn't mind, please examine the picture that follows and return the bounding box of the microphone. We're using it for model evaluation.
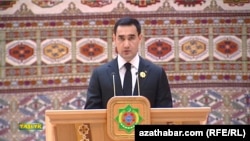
[135,72,141,96]
[112,72,116,96]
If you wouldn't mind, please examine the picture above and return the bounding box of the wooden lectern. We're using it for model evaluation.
[45,96,211,141]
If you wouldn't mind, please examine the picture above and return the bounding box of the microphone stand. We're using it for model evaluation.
[136,72,141,96]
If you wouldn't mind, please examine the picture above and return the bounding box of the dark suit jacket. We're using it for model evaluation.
[84,56,173,109]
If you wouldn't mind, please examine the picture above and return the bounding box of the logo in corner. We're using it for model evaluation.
[19,122,43,130]
[115,105,142,133]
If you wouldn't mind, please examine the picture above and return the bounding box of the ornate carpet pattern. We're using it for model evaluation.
[0,0,250,140]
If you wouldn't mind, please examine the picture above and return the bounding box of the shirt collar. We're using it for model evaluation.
[117,54,139,70]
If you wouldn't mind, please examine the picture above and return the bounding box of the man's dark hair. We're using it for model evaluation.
[113,17,141,35]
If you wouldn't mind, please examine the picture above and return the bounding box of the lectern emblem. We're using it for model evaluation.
[115,105,143,133]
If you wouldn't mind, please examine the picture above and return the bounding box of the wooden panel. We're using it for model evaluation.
[45,104,211,141]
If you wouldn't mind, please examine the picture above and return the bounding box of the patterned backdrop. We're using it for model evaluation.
[0,0,250,141]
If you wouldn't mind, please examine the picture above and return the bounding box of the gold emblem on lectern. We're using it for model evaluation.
[115,105,142,133]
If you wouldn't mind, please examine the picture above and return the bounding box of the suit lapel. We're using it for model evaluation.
[107,58,123,96]
[134,57,150,95]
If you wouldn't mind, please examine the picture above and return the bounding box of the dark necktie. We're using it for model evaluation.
[123,63,132,95]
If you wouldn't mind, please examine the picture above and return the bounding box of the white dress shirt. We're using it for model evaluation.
[117,54,139,95]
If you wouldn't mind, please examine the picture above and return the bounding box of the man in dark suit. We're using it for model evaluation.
[84,17,172,109]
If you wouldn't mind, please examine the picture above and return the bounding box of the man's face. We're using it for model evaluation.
[113,25,142,62]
